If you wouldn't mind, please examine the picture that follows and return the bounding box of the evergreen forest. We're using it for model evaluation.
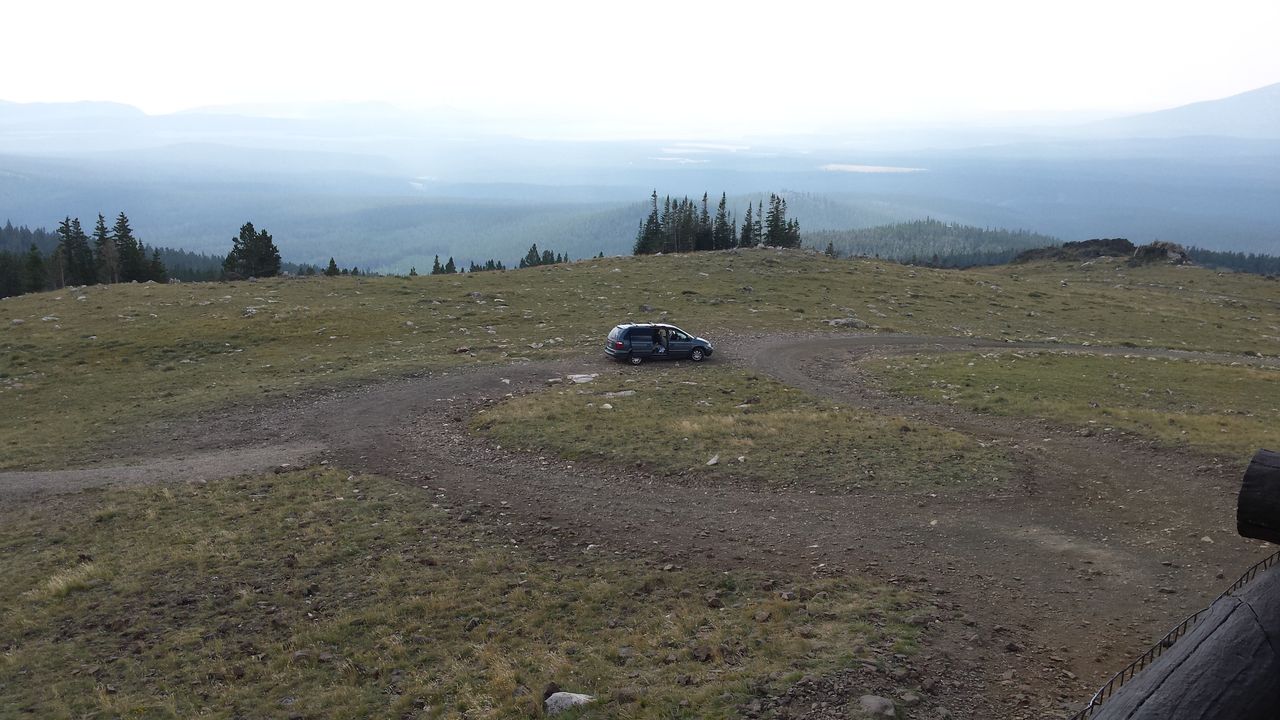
[808,219,1061,268]
[633,192,800,255]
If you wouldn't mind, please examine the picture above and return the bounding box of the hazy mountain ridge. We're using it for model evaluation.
[1,83,1277,269]
[1080,82,1280,140]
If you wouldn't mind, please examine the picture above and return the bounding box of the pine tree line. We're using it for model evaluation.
[809,219,1059,268]
[633,191,800,255]
[1186,247,1280,276]
[0,212,167,299]
[517,244,568,269]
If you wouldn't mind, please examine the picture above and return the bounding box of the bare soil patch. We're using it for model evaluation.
[2,334,1272,719]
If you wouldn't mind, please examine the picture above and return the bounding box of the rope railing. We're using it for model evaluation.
[1066,549,1280,720]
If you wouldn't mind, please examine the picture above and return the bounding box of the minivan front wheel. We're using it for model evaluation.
[629,355,643,365]
[690,348,705,362]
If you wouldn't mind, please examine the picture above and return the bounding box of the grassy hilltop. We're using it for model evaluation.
[2,248,1278,718]
[1,248,1276,469]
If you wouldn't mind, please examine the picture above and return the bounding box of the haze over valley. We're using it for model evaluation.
[2,80,1278,271]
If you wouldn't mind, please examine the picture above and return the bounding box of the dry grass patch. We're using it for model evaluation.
[866,350,1280,460]
[0,469,928,719]
[474,365,1013,491]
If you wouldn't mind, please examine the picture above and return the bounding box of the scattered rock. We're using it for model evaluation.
[568,374,598,384]
[545,691,594,714]
[691,645,714,662]
[858,694,896,717]
[600,403,613,410]
[899,691,922,707]
[463,617,481,632]
[825,317,869,328]
[612,687,641,704]
[754,609,772,622]
[705,593,724,608]
[454,346,472,354]
[640,304,653,312]
[604,390,635,398]
[9,318,23,325]
[706,454,720,466]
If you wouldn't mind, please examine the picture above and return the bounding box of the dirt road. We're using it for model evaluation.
[3,334,1273,719]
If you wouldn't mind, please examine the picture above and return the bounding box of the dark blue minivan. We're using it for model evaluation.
[605,323,714,365]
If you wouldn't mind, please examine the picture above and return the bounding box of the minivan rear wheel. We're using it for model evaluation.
[690,348,705,362]
[629,355,643,365]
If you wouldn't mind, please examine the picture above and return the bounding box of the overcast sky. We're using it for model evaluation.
[5,0,1278,138]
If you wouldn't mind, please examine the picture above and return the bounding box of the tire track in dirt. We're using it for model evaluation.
[1,335,1272,718]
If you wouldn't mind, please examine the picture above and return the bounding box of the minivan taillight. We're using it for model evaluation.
[614,340,625,349]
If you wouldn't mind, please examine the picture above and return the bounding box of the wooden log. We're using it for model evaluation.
[1090,563,1280,719]
[1238,448,1280,545]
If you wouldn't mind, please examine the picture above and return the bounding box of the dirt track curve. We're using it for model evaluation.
[4,334,1275,719]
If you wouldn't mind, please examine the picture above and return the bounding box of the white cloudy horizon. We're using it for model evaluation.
[4,0,1278,139]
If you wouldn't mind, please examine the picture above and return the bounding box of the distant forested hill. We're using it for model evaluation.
[807,219,1059,267]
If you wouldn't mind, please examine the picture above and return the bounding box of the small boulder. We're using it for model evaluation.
[545,692,594,715]
[857,695,896,717]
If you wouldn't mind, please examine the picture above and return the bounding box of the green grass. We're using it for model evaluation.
[0,469,927,719]
[473,366,1013,491]
[2,250,1275,468]
[865,350,1280,460]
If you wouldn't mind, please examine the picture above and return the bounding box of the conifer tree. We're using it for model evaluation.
[712,193,733,250]
[695,193,713,251]
[519,244,540,269]
[444,257,456,274]
[147,250,168,282]
[765,194,783,245]
[740,204,755,247]
[633,190,664,255]
[24,244,46,293]
[325,257,340,276]
[92,213,120,284]
[57,217,95,286]
[408,266,418,276]
[431,255,443,274]
[113,213,147,282]
[223,222,281,279]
